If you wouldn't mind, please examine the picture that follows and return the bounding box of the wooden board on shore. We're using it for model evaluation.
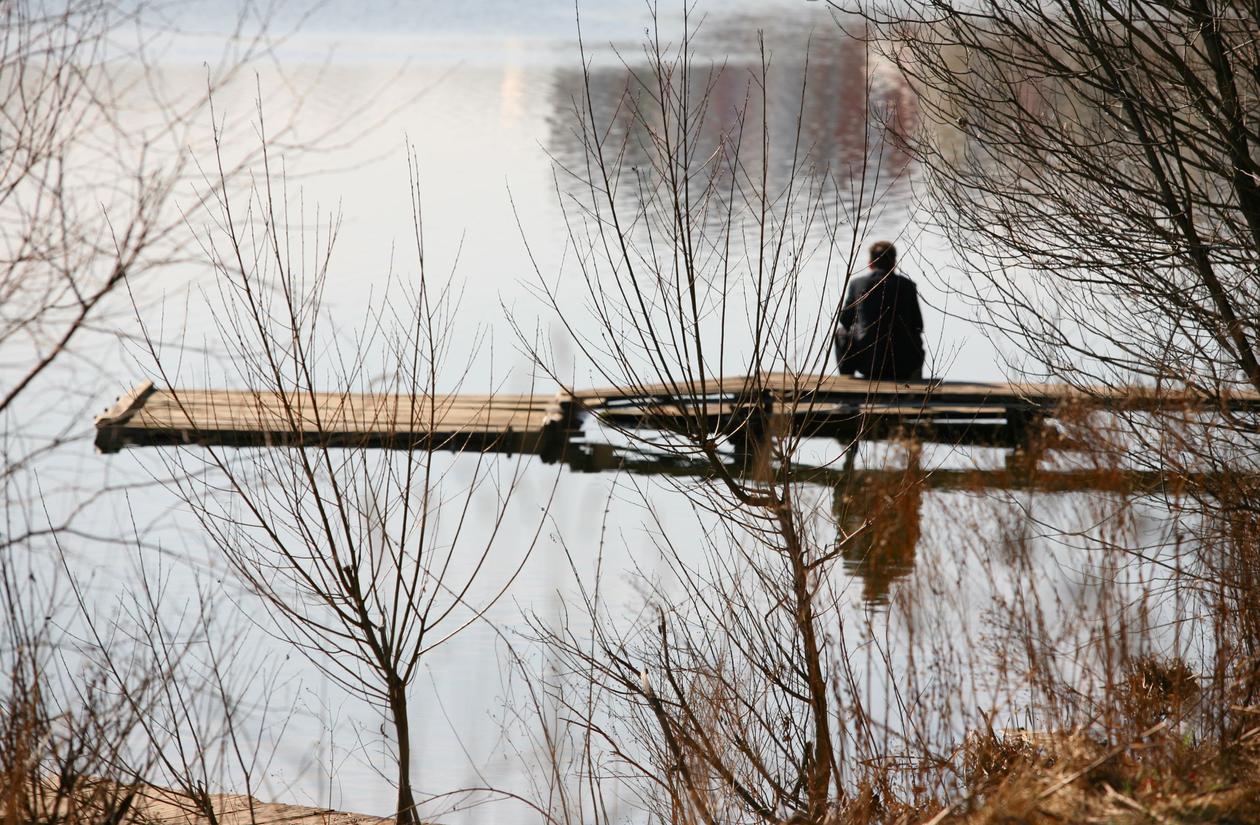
[134,787,393,825]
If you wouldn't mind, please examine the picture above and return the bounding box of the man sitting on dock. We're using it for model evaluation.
[834,241,925,381]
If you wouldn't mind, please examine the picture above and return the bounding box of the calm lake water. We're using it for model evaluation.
[6,2,1190,821]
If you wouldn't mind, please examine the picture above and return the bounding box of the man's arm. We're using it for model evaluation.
[906,281,924,333]
[839,277,861,330]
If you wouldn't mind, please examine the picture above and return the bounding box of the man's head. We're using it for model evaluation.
[869,240,896,271]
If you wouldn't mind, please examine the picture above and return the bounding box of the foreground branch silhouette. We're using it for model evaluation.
[519,12,924,822]
[845,0,1260,707]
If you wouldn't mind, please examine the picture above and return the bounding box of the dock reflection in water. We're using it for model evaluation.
[557,438,1187,607]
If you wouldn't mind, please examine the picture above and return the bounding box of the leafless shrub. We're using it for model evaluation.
[840,0,1260,688]
[137,139,553,824]
[0,0,319,431]
[0,519,288,825]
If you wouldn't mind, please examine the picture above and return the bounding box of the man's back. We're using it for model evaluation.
[838,268,924,380]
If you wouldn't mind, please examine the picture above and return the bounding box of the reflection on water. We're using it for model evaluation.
[545,25,916,218]
[549,433,1195,607]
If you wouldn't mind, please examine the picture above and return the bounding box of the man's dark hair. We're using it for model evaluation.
[869,240,896,270]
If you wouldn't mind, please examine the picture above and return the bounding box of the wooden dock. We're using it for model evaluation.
[93,380,578,457]
[95,373,1260,459]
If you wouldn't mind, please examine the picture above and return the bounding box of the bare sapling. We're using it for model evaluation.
[138,136,552,825]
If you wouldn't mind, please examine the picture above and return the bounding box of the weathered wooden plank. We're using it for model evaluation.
[96,380,157,425]
[134,394,555,416]
[134,787,392,825]
[144,389,554,406]
[577,374,1018,403]
[95,384,560,454]
[131,405,555,425]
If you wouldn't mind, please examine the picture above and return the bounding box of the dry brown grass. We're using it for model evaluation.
[955,719,1260,825]
[819,694,1260,824]
[0,674,143,825]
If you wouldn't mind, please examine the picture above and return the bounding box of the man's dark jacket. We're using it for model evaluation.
[837,268,925,380]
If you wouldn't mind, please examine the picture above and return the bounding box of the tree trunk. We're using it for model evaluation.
[387,678,418,825]
[779,504,834,822]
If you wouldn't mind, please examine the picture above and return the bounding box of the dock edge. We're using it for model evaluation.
[94,380,156,453]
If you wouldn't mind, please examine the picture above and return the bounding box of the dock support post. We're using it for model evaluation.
[1005,406,1047,447]
[732,390,773,474]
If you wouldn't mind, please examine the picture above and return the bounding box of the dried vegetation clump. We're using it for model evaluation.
[0,664,143,825]
[0,670,394,825]
[817,654,1260,825]
[957,716,1259,824]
